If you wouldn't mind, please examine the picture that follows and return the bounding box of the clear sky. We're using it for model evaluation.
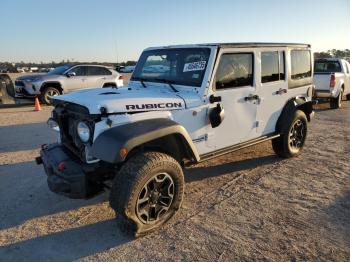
[0,0,349,63]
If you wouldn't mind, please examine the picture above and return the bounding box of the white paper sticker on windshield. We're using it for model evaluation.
[183,61,206,72]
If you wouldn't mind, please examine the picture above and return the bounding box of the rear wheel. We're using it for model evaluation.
[330,89,343,109]
[346,93,350,101]
[272,110,308,158]
[40,87,61,105]
[109,151,184,237]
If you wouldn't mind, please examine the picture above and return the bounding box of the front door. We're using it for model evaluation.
[209,50,258,150]
[65,66,88,91]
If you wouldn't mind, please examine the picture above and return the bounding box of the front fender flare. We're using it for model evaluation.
[91,118,200,163]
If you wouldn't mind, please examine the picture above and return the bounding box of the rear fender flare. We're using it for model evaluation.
[276,96,313,134]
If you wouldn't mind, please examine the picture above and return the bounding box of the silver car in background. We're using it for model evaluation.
[15,64,124,104]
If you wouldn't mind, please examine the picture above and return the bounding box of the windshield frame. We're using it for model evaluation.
[131,47,211,87]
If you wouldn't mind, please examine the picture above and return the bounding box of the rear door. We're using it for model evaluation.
[85,66,112,88]
[209,49,258,149]
[256,48,312,136]
[255,49,288,135]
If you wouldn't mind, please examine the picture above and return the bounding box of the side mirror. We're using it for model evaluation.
[209,103,225,128]
[66,71,76,77]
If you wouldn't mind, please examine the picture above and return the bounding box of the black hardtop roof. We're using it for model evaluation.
[204,42,311,48]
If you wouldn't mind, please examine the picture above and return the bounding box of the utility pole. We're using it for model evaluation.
[115,40,119,65]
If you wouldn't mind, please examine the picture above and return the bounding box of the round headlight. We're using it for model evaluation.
[77,121,90,142]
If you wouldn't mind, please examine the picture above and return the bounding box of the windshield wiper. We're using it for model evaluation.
[131,77,147,88]
[154,78,179,93]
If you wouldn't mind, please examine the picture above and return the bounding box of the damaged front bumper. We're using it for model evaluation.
[36,143,101,199]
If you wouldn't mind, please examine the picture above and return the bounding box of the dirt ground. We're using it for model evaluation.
[0,101,349,261]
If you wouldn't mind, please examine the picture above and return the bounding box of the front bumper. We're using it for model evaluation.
[37,143,95,199]
[14,81,40,98]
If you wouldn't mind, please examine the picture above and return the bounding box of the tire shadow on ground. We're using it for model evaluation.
[0,160,107,230]
[0,218,132,262]
[323,191,350,243]
[0,122,56,153]
[185,154,280,183]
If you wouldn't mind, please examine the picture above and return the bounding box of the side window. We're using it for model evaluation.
[290,50,311,80]
[215,53,253,89]
[68,66,86,76]
[87,66,112,76]
[261,51,279,83]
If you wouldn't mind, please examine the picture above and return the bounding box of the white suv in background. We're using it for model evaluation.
[15,64,124,104]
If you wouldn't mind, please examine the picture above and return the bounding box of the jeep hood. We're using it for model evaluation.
[52,87,200,114]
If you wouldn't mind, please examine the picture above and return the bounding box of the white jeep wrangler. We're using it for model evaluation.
[37,43,314,236]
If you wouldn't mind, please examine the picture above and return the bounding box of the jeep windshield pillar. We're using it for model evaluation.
[37,42,314,236]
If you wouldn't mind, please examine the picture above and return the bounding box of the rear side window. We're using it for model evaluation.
[215,53,253,89]
[314,61,342,73]
[87,66,112,76]
[290,50,311,80]
[261,51,285,83]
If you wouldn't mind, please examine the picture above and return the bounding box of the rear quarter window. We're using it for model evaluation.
[88,67,112,76]
[289,49,312,89]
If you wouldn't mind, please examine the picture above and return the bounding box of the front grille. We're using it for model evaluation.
[53,103,98,162]
[15,80,25,87]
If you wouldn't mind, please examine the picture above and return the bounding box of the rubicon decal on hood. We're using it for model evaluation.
[126,102,183,110]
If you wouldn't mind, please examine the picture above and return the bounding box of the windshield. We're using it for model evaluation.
[131,48,211,87]
[48,65,72,75]
[314,61,342,73]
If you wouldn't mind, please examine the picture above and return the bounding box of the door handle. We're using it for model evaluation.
[275,88,287,95]
[244,94,259,101]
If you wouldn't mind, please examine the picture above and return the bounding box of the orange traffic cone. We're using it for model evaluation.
[34,97,41,111]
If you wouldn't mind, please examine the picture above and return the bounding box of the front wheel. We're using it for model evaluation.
[40,87,61,105]
[109,151,184,237]
[272,110,308,158]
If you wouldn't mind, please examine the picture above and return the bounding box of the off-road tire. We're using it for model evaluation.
[330,89,343,109]
[40,86,61,105]
[272,110,308,158]
[109,151,184,237]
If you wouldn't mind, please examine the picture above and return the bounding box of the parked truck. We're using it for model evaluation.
[313,58,350,108]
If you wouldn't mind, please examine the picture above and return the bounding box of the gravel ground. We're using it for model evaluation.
[0,102,349,261]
